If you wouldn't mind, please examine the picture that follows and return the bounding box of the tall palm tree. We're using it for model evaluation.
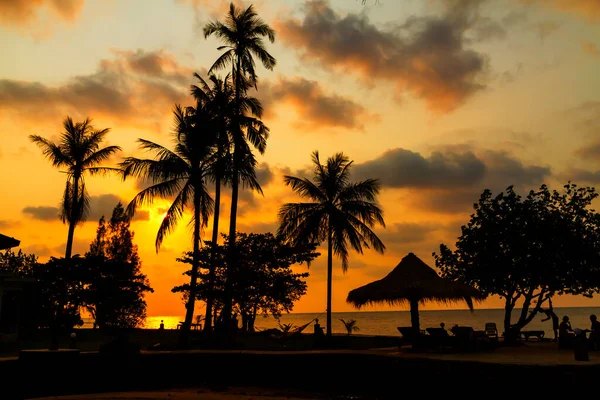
[204,3,275,327]
[191,73,266,331]
[278,151,386,338]
[30,117,121,258]
[120,104,215,345]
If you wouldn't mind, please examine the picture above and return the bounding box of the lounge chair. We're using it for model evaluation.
[425,327,452,349]
[485,322,498,341]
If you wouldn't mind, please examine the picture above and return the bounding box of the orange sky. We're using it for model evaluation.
[1,0,600,318]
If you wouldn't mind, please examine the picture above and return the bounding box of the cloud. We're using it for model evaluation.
[0,0,84,28]
[88,194,150,222]
[22,206,59,221]
[0,220,20,229]
[259,76,376,130]
[255,163,275,187]
[576,142,600,161]
[523,0,600,23]
[564,168,600,184]
[353,147,551,214]
[353,148,486,189]
[277,0,490,112]
[53,238,92,257]
[375,223,439,247]
[20,244,53,257]
[0,49,194,126]
[582,41,600,57]
[22,194,149,223]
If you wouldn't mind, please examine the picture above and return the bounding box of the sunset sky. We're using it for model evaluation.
[1,0,600,317]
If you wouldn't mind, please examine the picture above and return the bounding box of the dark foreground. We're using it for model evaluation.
[3,343,600,399]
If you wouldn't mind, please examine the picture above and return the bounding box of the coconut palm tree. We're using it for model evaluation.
[204,3,275,327]
[190,73,265,331]
[120,104,215,345]
[30,117,121,258]
[278,151,386,338]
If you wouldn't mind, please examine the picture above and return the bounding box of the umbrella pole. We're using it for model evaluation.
[410,299,420,333]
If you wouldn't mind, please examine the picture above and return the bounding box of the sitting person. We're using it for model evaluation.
[439,322,449,336]
[559,315,575,348]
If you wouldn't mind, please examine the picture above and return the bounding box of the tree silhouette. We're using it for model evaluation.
[120,104,215,346]
[278,151,386,338]
[339,318,360,336]
[30,117,121,258]
[204,3,275,328]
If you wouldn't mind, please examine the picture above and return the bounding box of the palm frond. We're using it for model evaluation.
[82,145,121,167]
[155,181,193,251]
[283,176,326,202]
[124,178,184,219]
[29,135,69,167]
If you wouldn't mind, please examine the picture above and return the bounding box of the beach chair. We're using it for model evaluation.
[397,326,425,348]
[485,322,498,340]
[425,327,451,350]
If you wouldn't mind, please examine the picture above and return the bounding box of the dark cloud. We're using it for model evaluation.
[353,147,550,192]
[564,168,600,184]
[88,194,149,222]
[22,194,149,223]
[576,142,600,161]
[22,206,59,221]
[277,0,491,112]
[0,49,193,124]
[255,163,275,187]
[376,223,439,247]
[259,76,376,130]
[0,0,84,27]
[353,148,486,189]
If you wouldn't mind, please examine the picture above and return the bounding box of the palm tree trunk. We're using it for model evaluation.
[204,173,222,332]
[222,57,243,334]
[410,299,420,333]
[65,176,80,259]
[179,188,202,348]
[326,224,333,338]
[223,163,239,333]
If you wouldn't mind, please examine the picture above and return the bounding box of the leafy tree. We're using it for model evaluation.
[121,104,215,346]
[339,319,360,336]
[278,151,386,338]
[29,117,121,258]
[173,232,316,332]
[85,203,153,329]
[0,249,37,276]
[204,3,275,328]
[434,183,600,339]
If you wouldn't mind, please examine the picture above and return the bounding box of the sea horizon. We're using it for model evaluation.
[82,306,600,339]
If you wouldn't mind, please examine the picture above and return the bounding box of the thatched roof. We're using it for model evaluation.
[0,233,20,251]
[346,252,482,309]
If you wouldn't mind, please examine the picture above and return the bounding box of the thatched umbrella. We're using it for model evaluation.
[347,252,482,332]
[0,234,20,251]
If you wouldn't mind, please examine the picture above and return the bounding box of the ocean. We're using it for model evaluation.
[82,307,600,337]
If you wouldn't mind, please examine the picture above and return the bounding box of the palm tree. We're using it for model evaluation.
[120,104,215,345]
[278,151,386,338]
[190,73,265,331]
[204,3,275,327]
[339,319,360,336]
[30,117,121,258]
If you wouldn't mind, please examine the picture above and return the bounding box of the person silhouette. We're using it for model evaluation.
[589,314,600,350]
[159,320,165,330]
[540,300,559,341]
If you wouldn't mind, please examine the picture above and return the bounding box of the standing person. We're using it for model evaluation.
[159,320,165,330]
[540,298,559,341]
[589,314,600,350]
[559,315,574,348]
